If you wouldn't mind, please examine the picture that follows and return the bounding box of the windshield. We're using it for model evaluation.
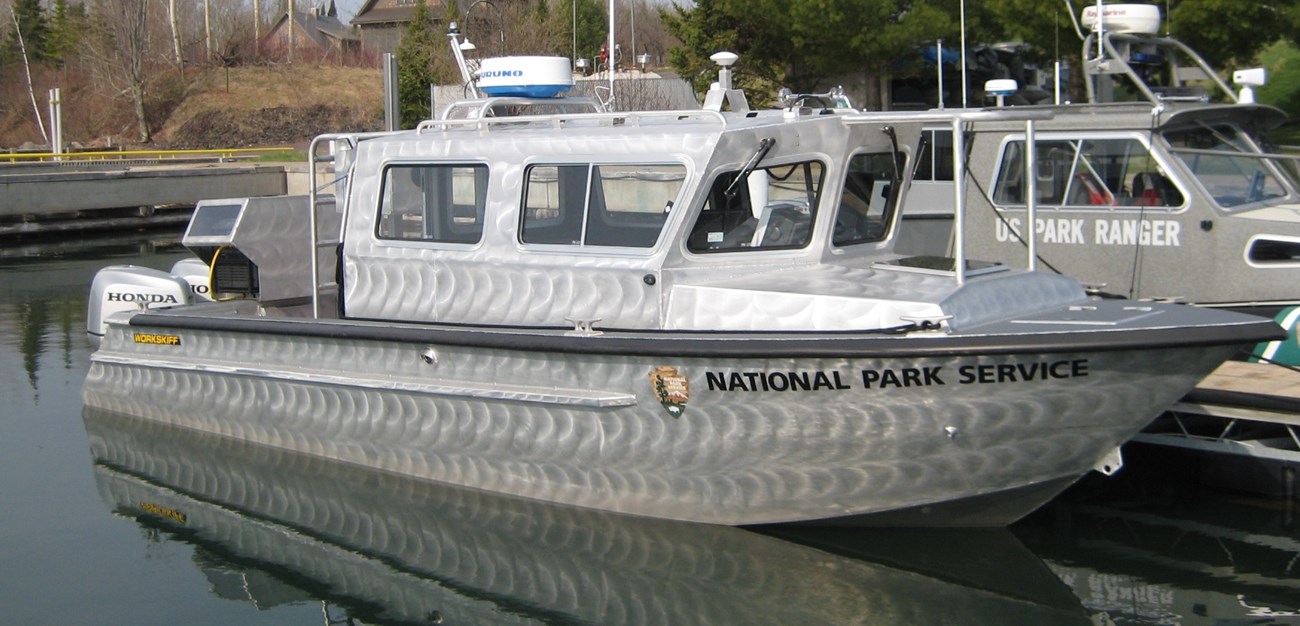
[992,137,1184,210]
[1163,124,1297,210]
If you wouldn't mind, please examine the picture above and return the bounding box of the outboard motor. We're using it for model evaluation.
[87,266,191,340]
[170,257,215,303]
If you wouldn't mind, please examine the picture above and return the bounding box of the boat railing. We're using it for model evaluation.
[307,131,397,319]
[1083,31,1236,105]
[415,109,727,134]
[438,96,605,120]
[846,109,1054,284]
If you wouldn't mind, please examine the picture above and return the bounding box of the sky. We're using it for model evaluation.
[333,0,365,23]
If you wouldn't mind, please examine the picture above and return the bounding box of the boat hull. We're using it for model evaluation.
[83,310,1251,527]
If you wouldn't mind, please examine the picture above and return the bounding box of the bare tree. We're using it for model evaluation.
[87,0,153,142]
[10,3,48,143]
[206,1,254,62]
[167,0,182,66]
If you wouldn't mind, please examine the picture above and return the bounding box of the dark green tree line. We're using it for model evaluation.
[3,0,87,67]
[396,0,447,128]
[663,0,1300,106]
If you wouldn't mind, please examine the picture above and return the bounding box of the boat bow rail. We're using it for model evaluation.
[415,108,728,133]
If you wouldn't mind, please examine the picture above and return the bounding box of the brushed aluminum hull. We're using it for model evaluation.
[84,309,1246,526]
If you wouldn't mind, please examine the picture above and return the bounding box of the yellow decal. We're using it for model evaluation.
[139,502,188,524]
[133,333,181,346]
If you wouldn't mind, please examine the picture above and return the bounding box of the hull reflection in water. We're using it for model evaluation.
[1019,477,1300,625]
[84,405,1089,625]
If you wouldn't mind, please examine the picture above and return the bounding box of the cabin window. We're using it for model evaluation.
[1164,125,1290,209]
[992,138,1183,210]
[833,152,898,246]
[521,163,682,248]
[914,129,954,182]
[376,163,487,243]
[687,160,824,252]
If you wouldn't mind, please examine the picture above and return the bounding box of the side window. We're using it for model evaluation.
[993,138,1183,209]
[687,161,823,252]
[522,163,683,248]
[833,152,898,246]
[915,129,954,182]
[377,164,487,243]
[585,164,682,248]
[523,165,586,245]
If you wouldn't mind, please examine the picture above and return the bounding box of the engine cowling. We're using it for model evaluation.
[87,265,191,339]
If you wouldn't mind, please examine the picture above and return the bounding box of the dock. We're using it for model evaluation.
[1133,360,1300,498]
[0,150,314,237]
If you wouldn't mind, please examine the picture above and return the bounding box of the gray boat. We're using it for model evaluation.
[900,3,1300,313]
[82,49,1281,526]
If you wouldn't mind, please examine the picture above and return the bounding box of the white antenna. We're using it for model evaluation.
[608,0,616,109]
[960,0,967,107]
[936,39,944,109]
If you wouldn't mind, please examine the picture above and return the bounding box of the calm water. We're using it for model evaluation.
[3,234,1299,625]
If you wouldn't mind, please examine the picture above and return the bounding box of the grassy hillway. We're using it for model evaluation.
[156,64,385,151]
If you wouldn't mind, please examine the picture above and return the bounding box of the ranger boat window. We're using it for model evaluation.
[833,152,899,246]
[687,160,823,252]
[1163,124,1292,209]
[992,138,1184,210]
[521,163,683,248]
[376,163,488,243]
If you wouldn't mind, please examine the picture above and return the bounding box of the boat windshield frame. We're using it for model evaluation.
[987,130,1189,213]
[1160,121,1300,212]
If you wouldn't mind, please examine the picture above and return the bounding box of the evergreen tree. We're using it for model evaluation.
[665,0,956,97]
[45,0,85,67]
[8,0,49,63]
[396,1,442,128]
[572,0,604,64]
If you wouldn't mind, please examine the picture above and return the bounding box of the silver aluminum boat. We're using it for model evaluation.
[83,52,1282,526]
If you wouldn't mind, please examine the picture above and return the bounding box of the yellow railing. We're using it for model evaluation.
[0,147,297,164]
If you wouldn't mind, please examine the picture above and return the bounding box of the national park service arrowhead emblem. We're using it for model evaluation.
[648,365,689,418]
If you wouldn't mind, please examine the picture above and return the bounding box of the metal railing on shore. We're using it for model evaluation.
[0,147,297,165]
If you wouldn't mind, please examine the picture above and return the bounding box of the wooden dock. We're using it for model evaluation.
[1131,360,1300,498]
